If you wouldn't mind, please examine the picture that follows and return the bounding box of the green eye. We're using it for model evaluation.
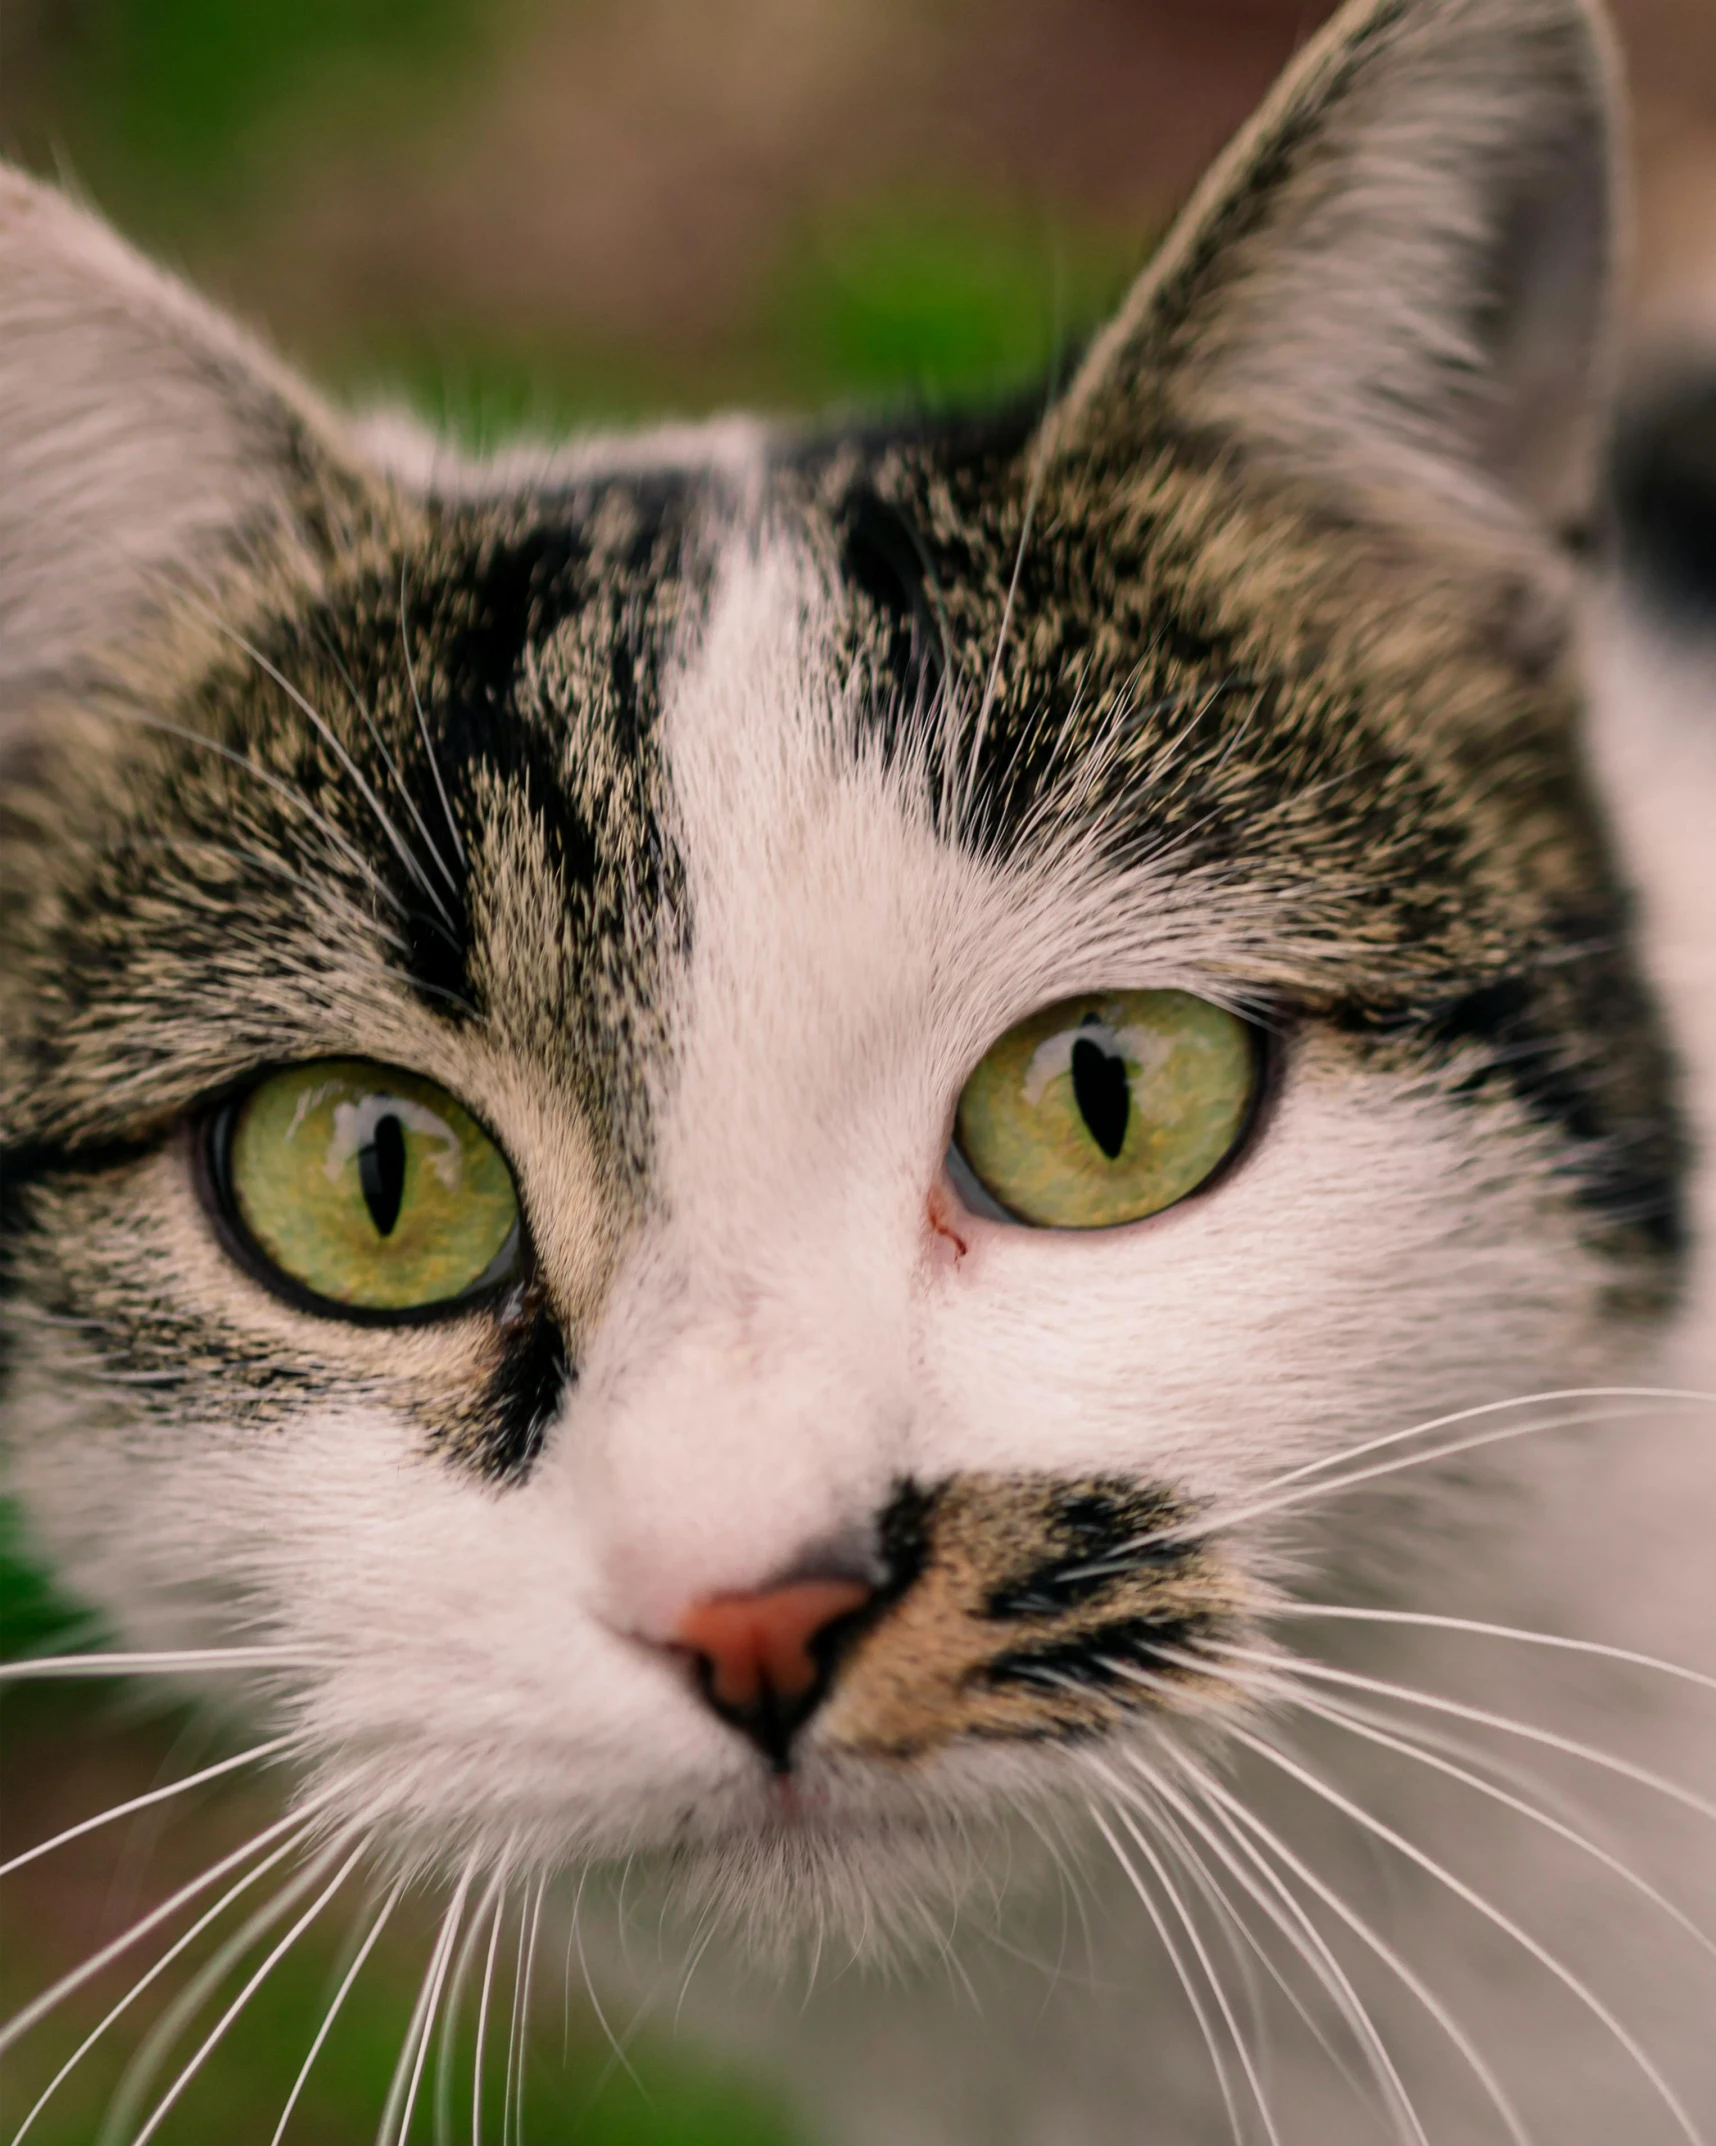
[952,991,1259,1230]
[216,1061,522,1317]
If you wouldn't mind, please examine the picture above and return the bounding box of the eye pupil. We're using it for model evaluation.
[358,1113,408,1238]
[1070,1037,1131,1161]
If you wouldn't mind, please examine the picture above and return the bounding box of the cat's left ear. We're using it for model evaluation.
[1047,0,1622,556]
[0,164,386,757]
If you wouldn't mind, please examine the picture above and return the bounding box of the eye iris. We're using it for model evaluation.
[953,990,1256,1230]
[359,1113,408,1237]
[1069,1033,1131,1160]
[222,1061,521,1316]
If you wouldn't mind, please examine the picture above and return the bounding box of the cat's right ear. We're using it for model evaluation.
[1042,0,1622,570]
[0,164,379,749]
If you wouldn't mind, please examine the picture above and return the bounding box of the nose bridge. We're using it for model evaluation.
[567,1255,907,1631]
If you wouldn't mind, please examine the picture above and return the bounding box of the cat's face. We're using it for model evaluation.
[0,0,1683,1944]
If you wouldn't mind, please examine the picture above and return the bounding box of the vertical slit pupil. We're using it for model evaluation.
[1070,1038,1131,1160]
[359,1113,408,1237]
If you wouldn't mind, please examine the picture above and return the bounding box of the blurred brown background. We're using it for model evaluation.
[4,0,1716,439]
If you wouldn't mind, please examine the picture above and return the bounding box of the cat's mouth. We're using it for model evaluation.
[640,1496,1247,1938]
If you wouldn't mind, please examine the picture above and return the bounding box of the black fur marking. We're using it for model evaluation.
[984,1610,1216,1696]
[0,1135,165,1210]
[987,1566,1119,1618]
[281,480,695,1039]
[0,1137,169,1335]
[0,1144,63,1389]
[986,1485,1191,1621]
[1405,958,1684,1256]
[874,1478,936,1603]
[391,528,595,1020]
[837,489,947,752]
[469,1284,573,1482]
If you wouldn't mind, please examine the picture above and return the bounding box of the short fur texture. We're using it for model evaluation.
[4,0,1716,2138]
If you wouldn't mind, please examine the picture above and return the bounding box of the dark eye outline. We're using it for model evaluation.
[194,1062,529,1328]
[945,1005,1277,1232]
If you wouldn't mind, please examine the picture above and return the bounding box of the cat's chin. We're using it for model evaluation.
[320,1738,1076,1969]
[601,1782,1068,1975]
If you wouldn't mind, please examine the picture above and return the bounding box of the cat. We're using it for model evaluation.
[4,0,1716,2138]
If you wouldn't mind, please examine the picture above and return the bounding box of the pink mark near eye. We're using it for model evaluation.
[926,1184,968,1263]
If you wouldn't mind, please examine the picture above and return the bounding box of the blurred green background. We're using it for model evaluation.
[6,0,1716,2136]
[0,0,1215,433]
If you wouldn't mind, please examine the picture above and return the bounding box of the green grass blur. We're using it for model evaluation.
[53,0,492,197]
[366,190,1138,445]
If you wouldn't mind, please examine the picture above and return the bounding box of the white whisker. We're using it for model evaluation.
[1183,1754,1533,2145]
[269,1880,404,2146]
[566,1989,661,2137]
[1164,1820,1272,2088]
[512,1875,545,2145]
[1256,1390,1716,1502]
[473,1861,512,2146]
[1126,1637,1620,1849]
[312,608,462,903]
[1285,1683,1716,1973]
[400,561,468,872]
[1063,1393,1716,1579]
[1008,1794,1102,2002]
[566,1867,645,2101]
[1274,1603,1716,1699]
[0,1646,312,1685]
[1087,1798,1249,2145]
[1097,1398,1716,1567]
[959,422,1048,831]
[501,1878,530,2146]
[0,1794,334,2057]
[1229,1723,1705,2143]
[380,1863,473,2146]
[187,598,460,935]
[127,1838,367,2146]
[671,1903,728,2034]
[8,1818,325,2145]
[0,1735,291,1881]
[1212,1643,1716,1835]
[82,701,411,930]
[1143,1778,1394,2132]
[1125,1754,1423,2144]
[32,823,402,953]
[1093,1762,1284,2146]
[97,1827,356,2146]
[438,1860,510,2146]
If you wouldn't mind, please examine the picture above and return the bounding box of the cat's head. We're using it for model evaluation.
[0,0,1684,1946]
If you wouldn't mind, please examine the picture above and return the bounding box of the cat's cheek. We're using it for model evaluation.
[3,1385,760,1851]
[912,1051,1618,1522]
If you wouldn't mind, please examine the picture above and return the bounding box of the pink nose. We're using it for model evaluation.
[671,1577,875,1769]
